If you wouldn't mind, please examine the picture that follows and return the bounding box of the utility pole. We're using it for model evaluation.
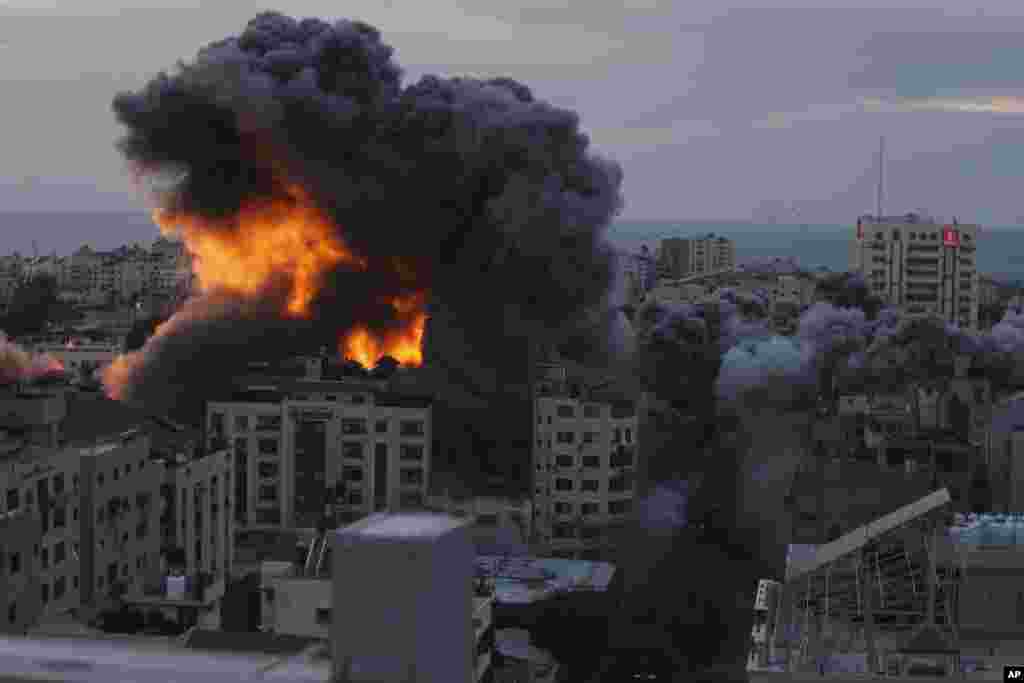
[876,136,886,221]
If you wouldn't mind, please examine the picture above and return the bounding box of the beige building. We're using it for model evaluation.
[656,233,736,280]
[532,394,638,557]
[851,215,980,330]
[208,380,432,531]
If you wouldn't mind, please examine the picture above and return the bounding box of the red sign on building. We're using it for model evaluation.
[943,227,960,247]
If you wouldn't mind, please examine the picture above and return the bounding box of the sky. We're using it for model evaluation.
[3,1,1024,228]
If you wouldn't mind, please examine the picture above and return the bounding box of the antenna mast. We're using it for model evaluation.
[876,136,885,220]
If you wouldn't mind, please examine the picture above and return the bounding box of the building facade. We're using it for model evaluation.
[532,395,638,557]
[656,234,736,280]
[208,381,432,531]
[851,215,979,330]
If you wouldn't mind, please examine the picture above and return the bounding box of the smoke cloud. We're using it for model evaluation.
[109,11,623,413]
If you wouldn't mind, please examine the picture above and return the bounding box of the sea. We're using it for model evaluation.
[608,220,1024,284]
[0,212,1022,283]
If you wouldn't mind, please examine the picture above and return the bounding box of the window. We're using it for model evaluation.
[624,428,632,444]
[554,502,573,515]
[476,513,498,526]
[53,474,64,495]
[556,455,574,468]
[609,475,631,493]
[375,420,388,434]
[400,468,423,486]
[400,491,423,508]
[255,415,281,430]
[72,576,78,589]
[258,485,279,502]
[210,412,225,435]
[258,462,279,479]
[40,583,49,605]
[53,505,66,529]
[400,444,424,461]
[5,488,17,511]
[583,405,600,419]
[40,547,49,570]
[342,442,364,460]
[54,576,66,600]
[350,394,366,405]
[555,431,575,445]
[341,419,368,435]
[125,463,132,475]
[581,479,599,492]
[9,552,20,575]
[581,502,600,515]
[343,466,364,482]
[583,432,597,444]
[609,499,633,515]
[257,439,279,456]
[315,608,332,625]
[556,405,575,418]
[610,448,634,468]
[348,491,364,506]
[97,473,104,487]
[234,415,249,432]
[582,455,600,468]
[400,420,425,437]
[554,478,573,492]
[55,542,65,565]
[612,428,622,444]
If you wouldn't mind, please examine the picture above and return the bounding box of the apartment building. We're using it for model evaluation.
[532,394,638,557]
[78,430,164,607]
[851,215,980,330]
[656,233,736,280]
[159,448,234,582]
[207,380,432,531]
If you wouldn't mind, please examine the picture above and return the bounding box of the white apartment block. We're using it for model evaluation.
[159,449,234,582]
[0,444,83,627]
[657,234,736,280]
[532,396,638,556]
[78,431,165,607]
[851,215,979,330]
[208,382,431,531]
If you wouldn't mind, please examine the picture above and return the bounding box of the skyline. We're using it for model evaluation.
[3,2,1024,224]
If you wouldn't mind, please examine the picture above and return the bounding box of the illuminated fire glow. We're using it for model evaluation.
[154,185,366,317]
[341,293,428,368]
[141,183,428,375]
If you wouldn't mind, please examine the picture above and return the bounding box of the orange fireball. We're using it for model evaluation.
[153,185,365,317]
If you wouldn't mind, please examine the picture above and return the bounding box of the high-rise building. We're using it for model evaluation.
[656,234,736,281]
[851,214,979,330]
[207,379,432,530]
[532,392,638,557]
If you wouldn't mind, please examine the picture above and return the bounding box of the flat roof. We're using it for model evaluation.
[475,555,617,604]
[340,512,467,541]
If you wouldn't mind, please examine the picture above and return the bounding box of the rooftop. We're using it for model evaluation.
[341,512,467,541]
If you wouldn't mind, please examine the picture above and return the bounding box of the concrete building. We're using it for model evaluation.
[330,513,480,683]
[30,340,120,384]
[851,214,980,330]
[656,233,736,280]
[77,429,164,608]
[208,380,432,531]
[748,578,782,670]
[532,394,638,557]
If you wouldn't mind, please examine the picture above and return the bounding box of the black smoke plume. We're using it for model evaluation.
[110,11,623,416]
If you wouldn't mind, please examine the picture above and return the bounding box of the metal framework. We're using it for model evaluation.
[775,489,960,673]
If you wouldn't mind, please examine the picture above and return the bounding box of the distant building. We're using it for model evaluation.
[851,215,980,330]
[748,579,781,671]
[656,234,735,280]
[207,380,432,530]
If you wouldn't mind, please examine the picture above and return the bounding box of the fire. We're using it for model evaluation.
[341,292,427,368]
[153,185,365,316]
